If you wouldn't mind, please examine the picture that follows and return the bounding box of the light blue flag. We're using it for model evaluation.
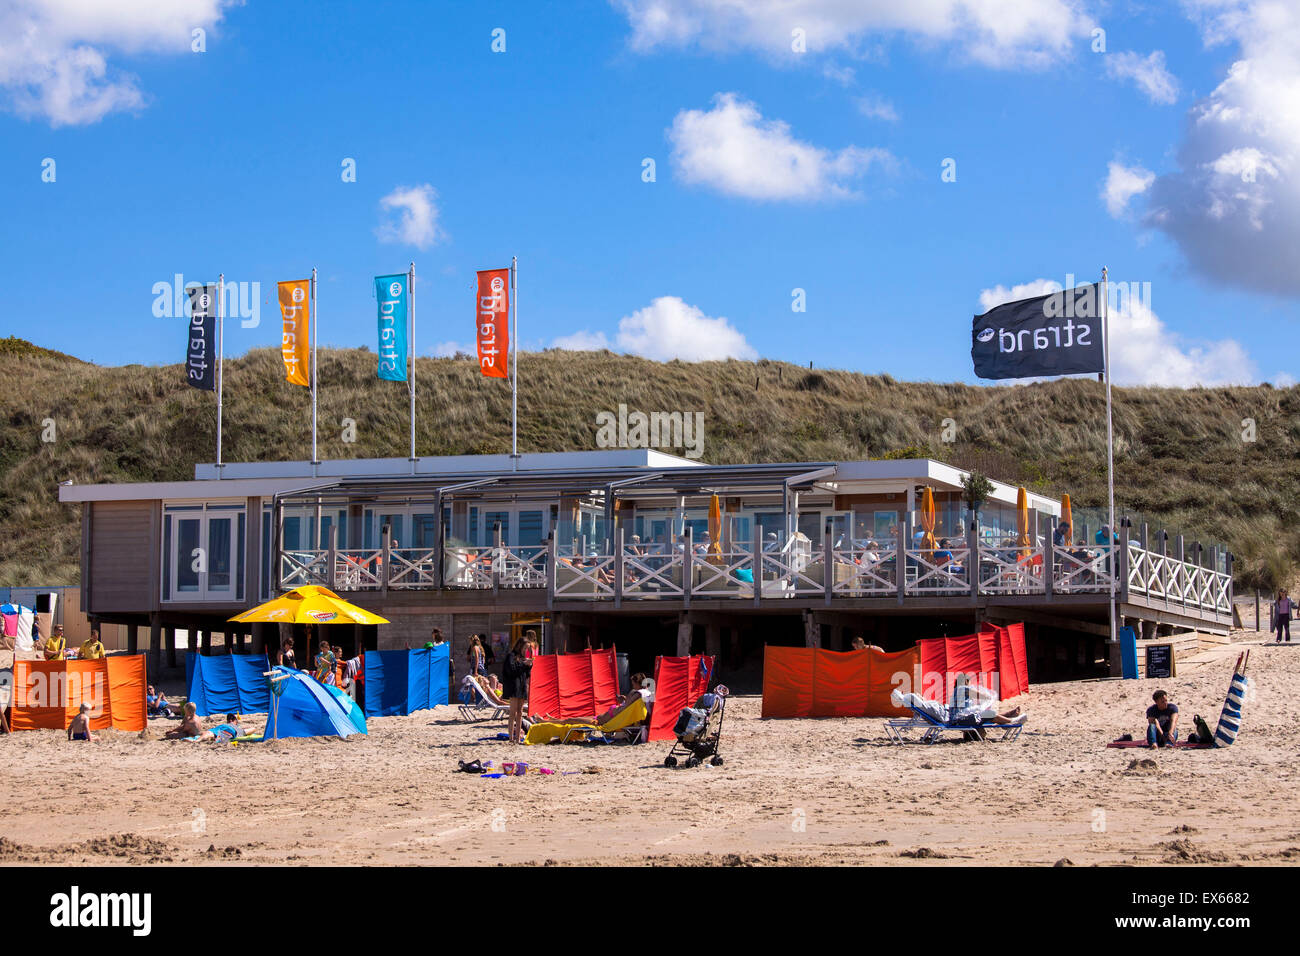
[375,273,408,381]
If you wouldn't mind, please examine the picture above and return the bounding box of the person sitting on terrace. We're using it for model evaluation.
[934,538,954,566]
[1053,520,1070,548]
[1095,524,1119,545]
[146,685,174,718]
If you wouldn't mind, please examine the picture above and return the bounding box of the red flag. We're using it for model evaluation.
[475,268,510,379]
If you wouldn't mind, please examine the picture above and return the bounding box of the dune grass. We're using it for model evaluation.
[2,342,1296,590]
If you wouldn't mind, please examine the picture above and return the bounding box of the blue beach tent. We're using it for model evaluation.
[262,666,367,740]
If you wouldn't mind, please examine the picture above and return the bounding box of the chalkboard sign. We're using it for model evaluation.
[1145,643,1175,679]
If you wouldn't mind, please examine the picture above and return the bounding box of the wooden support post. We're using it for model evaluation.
[968,516,980,601]
[675,612,692,657]
[165,626,177,669]
[803,610,819,647]
[126,623,138,655]
[683,527,693,609]
[614,527,624,609]
[381,524,392,596]
[149,614,162,678]
[546,533,557,610]
[327,524,338,591]
[823,527,833,606]
[1175,535,1185,606]
[492,522,501,597]
[552,612,570,655]
[200,629,211,654]
[1044,533,1054,599]
[1119,521,1130,604]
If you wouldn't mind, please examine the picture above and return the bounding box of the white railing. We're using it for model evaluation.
[976,545,1042,595]
[908,547,973,595]
[622,548,686,598]
[280,549,328,588]
[1053,544,1114,593]
[553,553,615,599]
[274,535,1232,615]
[334,549,385,590]
[831,546,898,596]
[694,548,757,597]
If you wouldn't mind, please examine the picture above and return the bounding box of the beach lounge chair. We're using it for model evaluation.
[884,704,1025,744]
[457,679,509,722]
[525,696,649,745]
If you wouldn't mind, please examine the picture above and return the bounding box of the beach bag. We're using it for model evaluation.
[674,707,707,739]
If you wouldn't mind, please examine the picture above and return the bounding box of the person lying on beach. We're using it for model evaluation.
[207,713,244,743]
[146,685,174,718]
[67,703,98,742]
[1146,689,1179,748]
[164,702,206,740]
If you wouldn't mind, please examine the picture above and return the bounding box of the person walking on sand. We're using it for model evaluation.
[1274,588,1293,643]
[1146,689,1179,748]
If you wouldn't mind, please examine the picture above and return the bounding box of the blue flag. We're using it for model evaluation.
[375,273,409,381]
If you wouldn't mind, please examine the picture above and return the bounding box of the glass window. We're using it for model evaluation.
[518,510,544,547]
[412,513,438,549]
[177,518,200,593]
[208,517,232,591]
[484,511,510,545]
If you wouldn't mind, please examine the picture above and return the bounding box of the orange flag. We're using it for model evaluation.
[278,279,311,386]
[476,268,509,379]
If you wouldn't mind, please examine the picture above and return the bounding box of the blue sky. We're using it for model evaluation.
[2,0,1297,386]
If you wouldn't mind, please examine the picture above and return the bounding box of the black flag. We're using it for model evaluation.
[185,284,217,391]
[972,283,1106,380]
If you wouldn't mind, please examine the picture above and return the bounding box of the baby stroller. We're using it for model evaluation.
[663,685,728,768]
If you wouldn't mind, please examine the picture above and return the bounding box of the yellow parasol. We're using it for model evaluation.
[920,486,938,551]
[1016,487,1031,560]
[1061,493,1073,545]
[228,585,389,626]
[707,493,723,562]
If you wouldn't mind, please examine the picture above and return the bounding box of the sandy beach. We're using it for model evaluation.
[1,636,1295,867]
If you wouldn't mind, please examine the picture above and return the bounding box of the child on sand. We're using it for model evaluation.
[67,703,98,742]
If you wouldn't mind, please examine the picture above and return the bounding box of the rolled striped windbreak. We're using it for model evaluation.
[1214,674,1248,747]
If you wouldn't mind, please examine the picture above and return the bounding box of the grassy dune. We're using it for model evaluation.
[2,341,1296,589]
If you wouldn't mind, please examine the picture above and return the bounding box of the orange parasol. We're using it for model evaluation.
[1061,493,1073,545]
[920,486,938,551]
[1016,487,1031,560]
[707,493,723,562]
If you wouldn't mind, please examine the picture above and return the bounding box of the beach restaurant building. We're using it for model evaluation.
[60,450,1233,686]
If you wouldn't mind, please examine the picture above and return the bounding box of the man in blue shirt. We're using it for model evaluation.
[1146,690,1179,748]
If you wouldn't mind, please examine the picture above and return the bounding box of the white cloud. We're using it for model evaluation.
[855,93,899,122]
[0,0,237,126]
[978,278,1258,387]
[668,92,895,200]
[376,184,445,250]
[613,0,1092,69]
[553,296,757,362]
[1102,160,1156,217]
[1104,50,1180,104]
[1142,0,1300,296]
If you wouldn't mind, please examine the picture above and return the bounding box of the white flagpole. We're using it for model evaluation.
[1103,266,1117,645]
[217,274,225,472]
[311,267,319,472]
[511,255,518,471]
[409,261,416,472]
